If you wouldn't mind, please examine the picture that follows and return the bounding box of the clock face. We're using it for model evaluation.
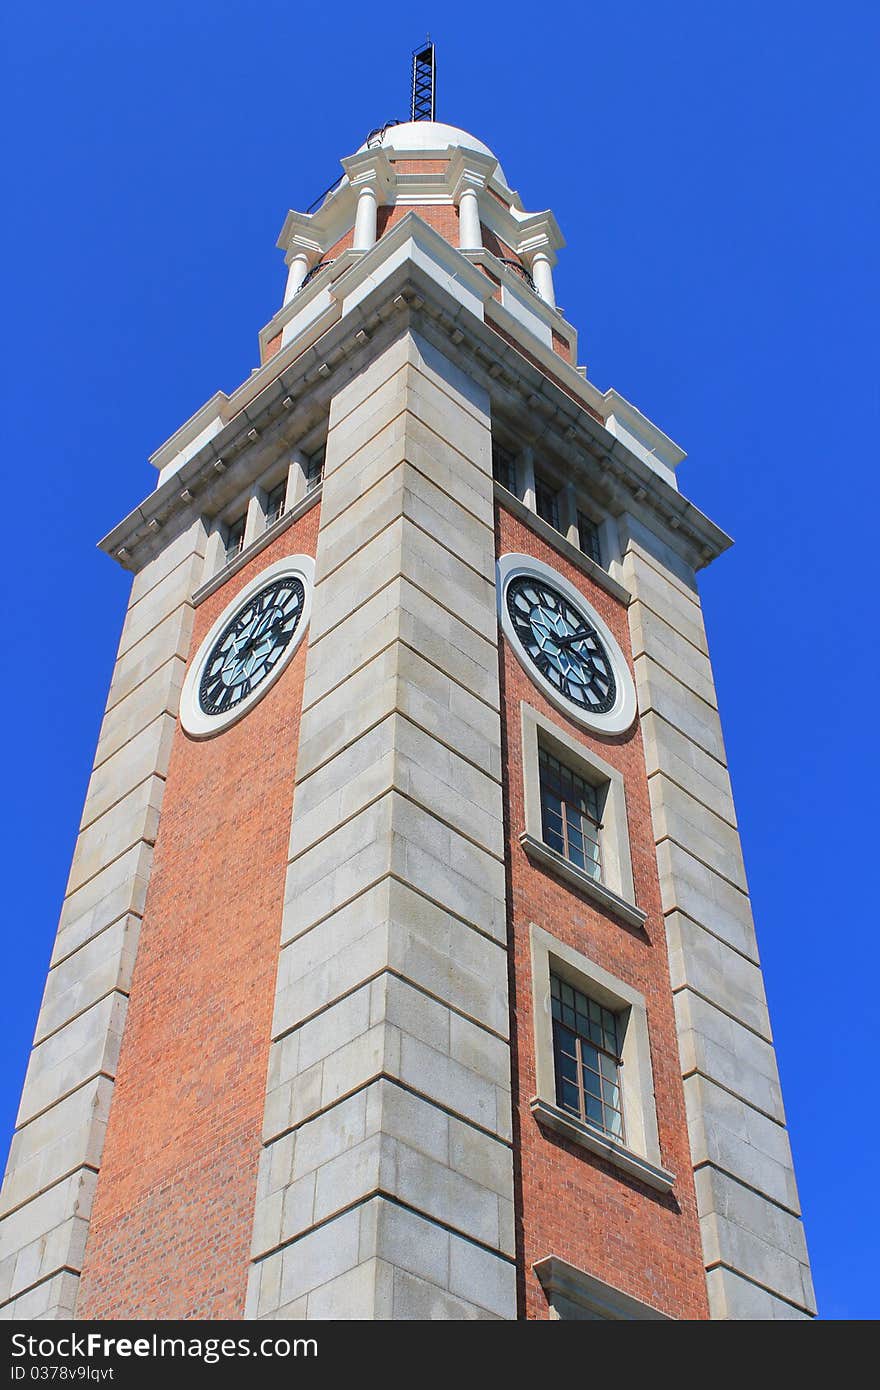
[505,575,617,715]
[180,555,314,739]
[198,575,305,717]
[497,554,637,736]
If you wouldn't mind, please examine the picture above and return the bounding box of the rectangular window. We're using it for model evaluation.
[529,924,672,1192]
[535,474,560,530]
[306,448,324,492]
[492,441,517,494]
[577,512,601,565]
[225,515,246,563]
[538,744,602,881]
[551,973,624,1141]
[265,481,286,528]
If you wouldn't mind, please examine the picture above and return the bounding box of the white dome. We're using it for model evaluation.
[358,121,507,186]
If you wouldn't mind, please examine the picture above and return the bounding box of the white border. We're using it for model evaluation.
[496,553,636,736]
[180,555,315,739]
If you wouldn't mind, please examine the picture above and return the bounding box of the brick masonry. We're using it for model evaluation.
[495,505,710,1320]
[76,509,319,1319]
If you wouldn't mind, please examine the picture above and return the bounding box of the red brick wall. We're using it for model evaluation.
[324,226,355,261]
[495,506,708,1321]
[480,223,521,265]
[377,203,459,244]
[77,509,319,1320]
[551,328,572,363]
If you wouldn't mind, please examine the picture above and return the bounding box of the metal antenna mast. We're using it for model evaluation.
[410,41,436,121]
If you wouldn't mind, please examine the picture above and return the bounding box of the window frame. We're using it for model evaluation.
[551,973,625,1140]
[520,702,645,930]
[529,923,674,1193]
[538,743,604,882]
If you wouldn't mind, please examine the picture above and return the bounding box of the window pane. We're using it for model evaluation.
[554,1023,576,1056]
[599,1051,617,1081]
[567,841,586,871]
[581,1067,602,1101]
[585,1095,604,1126]
[545,825,566,856]
[560,1080,581,1115]
[558,1052,578,1084]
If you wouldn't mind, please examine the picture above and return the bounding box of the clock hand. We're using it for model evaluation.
[555,628,593,650]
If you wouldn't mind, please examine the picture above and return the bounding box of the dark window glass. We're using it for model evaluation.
[577,512,601,564]
[492,441,517,494]
[225,515,246,563]
[535,475,560,530]
[551,974,624,1140]
[266,482,286,527]
[306,449,324,492]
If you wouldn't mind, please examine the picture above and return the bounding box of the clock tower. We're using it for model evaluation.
[0,99,815,1320]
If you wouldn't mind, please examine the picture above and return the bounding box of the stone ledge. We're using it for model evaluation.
[530,1098,675,1194]
[519,832,647,931]
[533,1254,671,1320]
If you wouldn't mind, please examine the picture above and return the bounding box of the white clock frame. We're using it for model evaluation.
[180,555,315,739]
[496,552,637,736]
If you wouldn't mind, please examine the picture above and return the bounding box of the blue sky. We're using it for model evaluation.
[1,2,876,1319]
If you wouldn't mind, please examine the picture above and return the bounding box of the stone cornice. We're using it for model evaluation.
[103,229,730,576]
[448,147,498,202]
[339,147,395,198]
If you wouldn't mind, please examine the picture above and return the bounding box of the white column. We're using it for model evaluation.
[562,481,579,547]
[203,519,226,583]
[353,185,378,251]
[458,187,482,251]
[288,448,309,508]
[519,446,536,512]
[531,251,556,308]
[600,516,621,576]
[244,487,264,549]
[283,252,311,305]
